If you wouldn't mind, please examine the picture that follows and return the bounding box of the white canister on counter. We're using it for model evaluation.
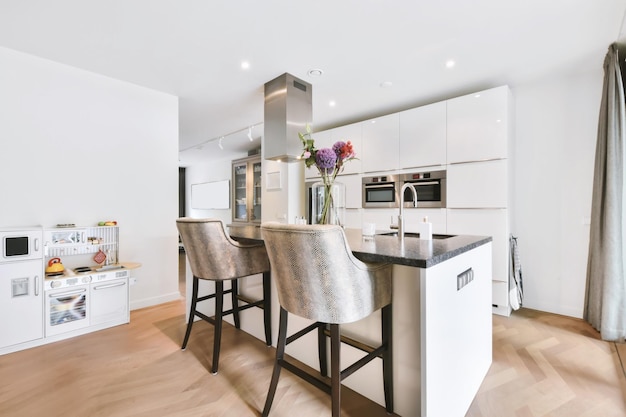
[418,216,432,240]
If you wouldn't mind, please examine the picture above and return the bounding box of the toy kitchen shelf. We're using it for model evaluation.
[44,225,119,263]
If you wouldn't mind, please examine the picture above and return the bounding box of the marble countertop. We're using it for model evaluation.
[227,224,491,269]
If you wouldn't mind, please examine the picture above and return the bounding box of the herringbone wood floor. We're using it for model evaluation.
[0,260,625,416]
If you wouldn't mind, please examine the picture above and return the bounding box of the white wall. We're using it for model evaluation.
[0,46,180,310]
[512,68,602,318]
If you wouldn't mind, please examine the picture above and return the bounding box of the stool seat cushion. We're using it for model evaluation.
[178,218,269,280]
[261,223,391,324]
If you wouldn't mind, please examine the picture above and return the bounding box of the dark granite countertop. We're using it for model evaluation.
[227,224,492,269]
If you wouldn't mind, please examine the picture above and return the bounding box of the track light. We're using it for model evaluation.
[178,122,263,154]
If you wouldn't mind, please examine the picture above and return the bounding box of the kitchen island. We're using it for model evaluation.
[226,225,493,417]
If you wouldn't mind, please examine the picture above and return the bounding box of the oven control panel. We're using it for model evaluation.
[45,274,92,290]
[44,268,129,291]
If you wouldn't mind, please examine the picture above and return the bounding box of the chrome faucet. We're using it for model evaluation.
[398,183,418,240]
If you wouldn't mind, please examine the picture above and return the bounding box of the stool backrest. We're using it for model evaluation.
[177,218,269,281]
[261,222,391,324]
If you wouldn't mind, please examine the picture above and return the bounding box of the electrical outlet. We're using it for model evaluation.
[457,268,474,291]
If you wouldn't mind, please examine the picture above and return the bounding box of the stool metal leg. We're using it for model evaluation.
[262,307,288,417]
[382,304,394,413]
[263,271,272,346]
[181,276,199,350]
[318,323,328,377]
[231,279,241,329]
[330,324,341,417]
[211,281,224,375]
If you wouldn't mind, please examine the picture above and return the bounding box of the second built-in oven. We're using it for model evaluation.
[400,170,447,208]
[362,175,399,208]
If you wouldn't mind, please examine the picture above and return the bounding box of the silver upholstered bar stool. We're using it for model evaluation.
[260,222,393,417]
[176,218,271,375]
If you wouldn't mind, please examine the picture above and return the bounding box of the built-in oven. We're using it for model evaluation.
[399,170,446,208]
[362,175,400,208]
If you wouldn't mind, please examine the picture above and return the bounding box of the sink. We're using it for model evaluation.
[379,232,454,239]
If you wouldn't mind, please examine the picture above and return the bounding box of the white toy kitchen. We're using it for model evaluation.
[0,224,138,355]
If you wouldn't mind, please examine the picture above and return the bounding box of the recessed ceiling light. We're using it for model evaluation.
[474,94,481,98]
[241,61,250,70]
[380,81,393,88]
[329,100,336,107]
[445,60,455,68]
[308,69,324,77]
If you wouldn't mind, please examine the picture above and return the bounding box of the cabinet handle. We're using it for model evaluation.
[411,181,439,187]
[49,288,86,298]
[93,281,126,291]
[34,275,39,296]
[34,238,40,252]
[364,184,395,189]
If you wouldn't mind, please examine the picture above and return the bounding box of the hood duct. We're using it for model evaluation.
[264,73,312,162]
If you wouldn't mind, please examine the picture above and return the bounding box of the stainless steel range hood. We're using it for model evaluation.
[264,73,312,162]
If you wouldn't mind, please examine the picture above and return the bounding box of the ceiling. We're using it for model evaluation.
[1,0,625,166]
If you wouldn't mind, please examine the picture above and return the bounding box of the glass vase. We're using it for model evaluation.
[311,181,345,226]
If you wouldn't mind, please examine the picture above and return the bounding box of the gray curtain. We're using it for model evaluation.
[585,43,626,341]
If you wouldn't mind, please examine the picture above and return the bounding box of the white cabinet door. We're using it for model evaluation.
[447,208,509,285]
[91,278,129,325]
[447,159,508,208]
[399,102,446,169]
[447,86,510,163]
[340,173,361,209]
[361,113,399,173]
[0,260,43,348]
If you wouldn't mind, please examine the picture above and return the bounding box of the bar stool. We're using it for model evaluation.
[260,223,393,417]
[176,217,271,375]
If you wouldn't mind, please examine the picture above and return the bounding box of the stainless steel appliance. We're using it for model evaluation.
[0,228,44,349]
[362,175,400,208]
[44,268,129,336]
[399,170,446,208]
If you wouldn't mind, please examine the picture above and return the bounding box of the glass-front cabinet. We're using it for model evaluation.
[232,155,262,224]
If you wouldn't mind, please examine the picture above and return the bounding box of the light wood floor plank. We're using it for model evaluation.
[1,294,625,416]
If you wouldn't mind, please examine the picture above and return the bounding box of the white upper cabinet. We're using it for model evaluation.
[361,113,399,173]
[306,123,362,179]
[447,86,510,163]
[399,101,447,169]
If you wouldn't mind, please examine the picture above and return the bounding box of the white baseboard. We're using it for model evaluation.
[130,291,182,311]
[492,304,512,316]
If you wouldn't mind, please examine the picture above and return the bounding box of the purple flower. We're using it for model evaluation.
[315,148,337,170]
[332,141,346,157]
